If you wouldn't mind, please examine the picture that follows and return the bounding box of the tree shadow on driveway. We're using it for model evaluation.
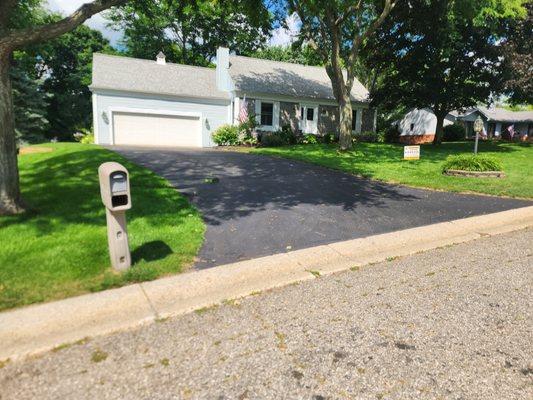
[114,146,531,268]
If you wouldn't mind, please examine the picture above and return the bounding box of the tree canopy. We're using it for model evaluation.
[368,0,527,144]
[107,0,272,66]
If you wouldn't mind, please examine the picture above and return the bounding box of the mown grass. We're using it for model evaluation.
[253,141,533,198]
[0,143,205,311]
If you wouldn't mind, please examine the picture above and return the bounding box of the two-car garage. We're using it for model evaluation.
[90,53,231,148]
[112,111,202,147]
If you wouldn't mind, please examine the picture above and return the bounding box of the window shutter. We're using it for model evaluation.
[255,100,261,125]
[273,102,280,130]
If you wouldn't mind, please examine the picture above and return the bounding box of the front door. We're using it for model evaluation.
[299,105,318,134]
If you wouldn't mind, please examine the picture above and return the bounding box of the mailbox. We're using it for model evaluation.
[98,162,131,211]
[98,162,132,271]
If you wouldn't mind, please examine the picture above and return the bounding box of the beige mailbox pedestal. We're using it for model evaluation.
[98,162,132,271]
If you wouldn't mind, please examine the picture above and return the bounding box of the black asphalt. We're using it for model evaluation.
[113,146,531,269]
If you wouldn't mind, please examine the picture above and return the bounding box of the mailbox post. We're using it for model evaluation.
[98,162,132,271]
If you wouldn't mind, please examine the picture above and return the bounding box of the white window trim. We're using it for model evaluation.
[255,100,280,131]
[108,107,203,146]
[351,108,363,134]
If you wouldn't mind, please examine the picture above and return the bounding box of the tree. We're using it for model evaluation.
[11,51,50,144]
[500,1,532,105]
[369,0,527,144]
[39,20,115,139]
[108,0,272,66]
[288,0,398,150]
[0,0,126,215]
[252,44,324,66]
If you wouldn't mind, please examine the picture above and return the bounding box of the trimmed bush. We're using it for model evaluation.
[442,124,466,142]
[212,124,240,146]
[442,154,503,173]
[261,125,297,147]
[352,131,383,143]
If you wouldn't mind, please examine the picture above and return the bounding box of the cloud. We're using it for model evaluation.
[269,13,300,47]
[45,0,123,47]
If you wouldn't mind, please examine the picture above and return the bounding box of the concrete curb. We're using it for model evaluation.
[1,206,532,361]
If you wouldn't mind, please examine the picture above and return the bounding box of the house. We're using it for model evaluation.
[395,108,456,144]
[456,106,533,139]
[89,48,375,148]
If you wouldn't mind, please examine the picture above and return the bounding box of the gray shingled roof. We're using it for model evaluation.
[476,106,533,123]
[90,53,229,100]
[228,55,369,102]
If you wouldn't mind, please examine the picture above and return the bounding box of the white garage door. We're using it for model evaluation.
[113,112,202,147]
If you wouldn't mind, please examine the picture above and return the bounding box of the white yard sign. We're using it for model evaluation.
[404,145,420,160]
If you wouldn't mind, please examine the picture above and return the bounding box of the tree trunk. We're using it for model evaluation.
[433,113,445,145]
[0,46,23,214]
[338,94,353,151]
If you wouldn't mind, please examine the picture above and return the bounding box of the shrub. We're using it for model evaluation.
[261,132,286,147]
[212,124,240,146]
[442,124,466,142]
[384,126,400,143]
[73,128,94,144]
[80,133,94,144]
[352,131,383,143]
[237,115,258,145]
[322,132,338,144]
[300,133,319,144]
[261,125,298,147]
[442,154,503,172]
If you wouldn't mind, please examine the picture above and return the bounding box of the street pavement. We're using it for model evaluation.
[1,229,532,400]
[112,147,531,268]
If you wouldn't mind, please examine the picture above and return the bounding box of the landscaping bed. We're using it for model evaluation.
[252,141,533,199]
[0,143,205,311]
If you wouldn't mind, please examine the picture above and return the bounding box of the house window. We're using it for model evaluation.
[410,123,414,131]
[260,102,273,126]
[352,109,357,131]
[306,107,314,121]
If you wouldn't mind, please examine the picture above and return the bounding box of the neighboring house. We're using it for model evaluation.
[456,106,533,139]
[395,108,456,144]
[90,48,375,148]
[395,106,533,144]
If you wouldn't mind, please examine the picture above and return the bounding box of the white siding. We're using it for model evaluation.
[92,90,231,147]
[399,108,454,136]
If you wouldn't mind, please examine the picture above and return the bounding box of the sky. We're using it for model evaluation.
[45,0,299,48]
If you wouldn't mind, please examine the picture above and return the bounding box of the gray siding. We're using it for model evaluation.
[280,101,299,132]
[318,105,339,135]
[93,90,230,147]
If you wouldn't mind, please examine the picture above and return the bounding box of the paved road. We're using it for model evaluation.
[113,147,530,268]
[1,229,531,399]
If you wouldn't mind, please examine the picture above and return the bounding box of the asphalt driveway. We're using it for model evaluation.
[113,146,531,268]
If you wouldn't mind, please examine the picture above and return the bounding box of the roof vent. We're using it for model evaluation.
[156,51,166,65]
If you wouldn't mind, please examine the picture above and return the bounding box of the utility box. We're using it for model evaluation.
[98,162,132,271]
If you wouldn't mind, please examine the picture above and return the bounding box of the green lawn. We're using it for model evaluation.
[253,141,533,198]
[0,143,205,311]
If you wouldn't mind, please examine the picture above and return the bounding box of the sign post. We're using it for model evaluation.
[403,145,420,160]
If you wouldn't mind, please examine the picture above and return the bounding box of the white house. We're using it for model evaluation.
[396,108,456,144]
[90,48,375,148]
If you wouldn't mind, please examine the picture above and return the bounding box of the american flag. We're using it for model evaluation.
[239,96,248,123]
[508,125,515,138]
